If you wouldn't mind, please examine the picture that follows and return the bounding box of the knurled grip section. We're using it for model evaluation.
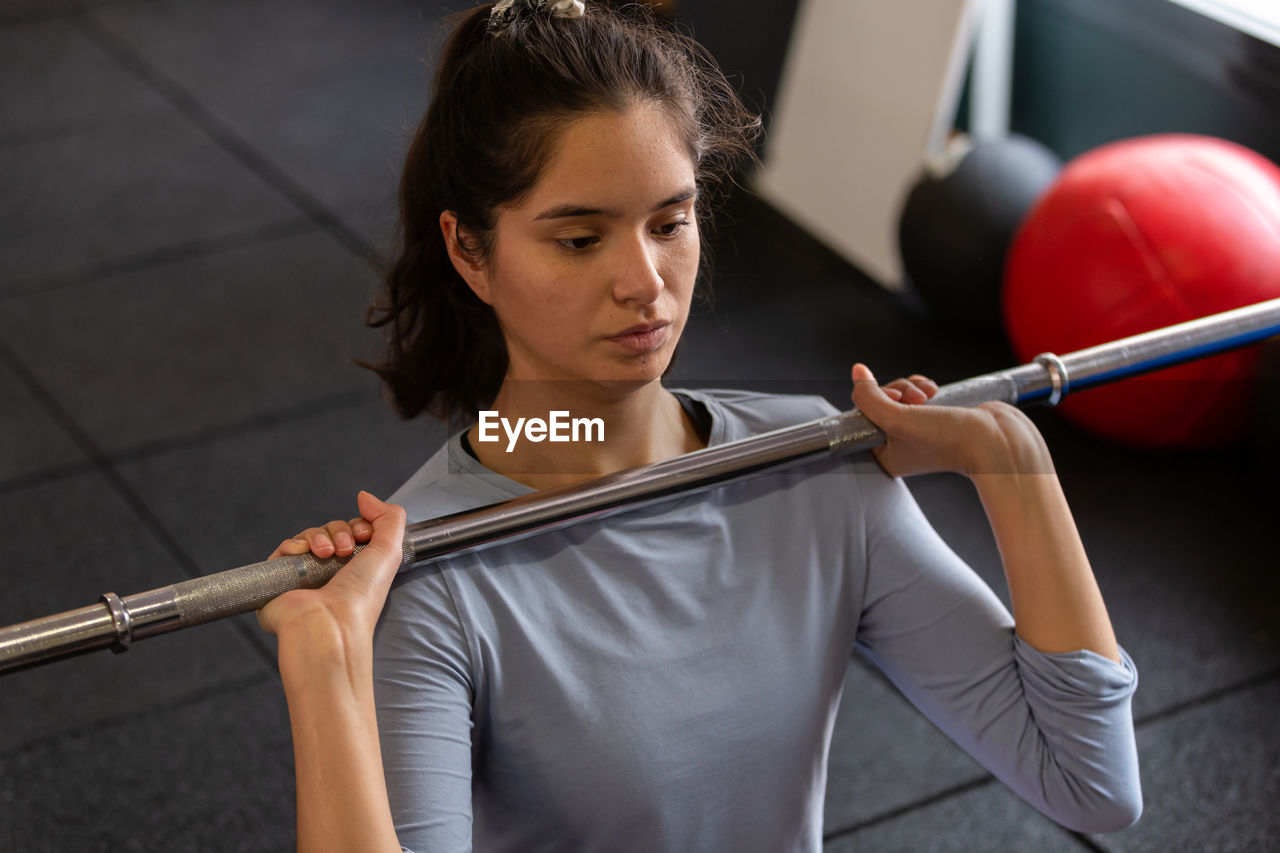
[930,375,1019,408]
[820,374,1021,456]
[171,541,414,627]
[820,412,884,455]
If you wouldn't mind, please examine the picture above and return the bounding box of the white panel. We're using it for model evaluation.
[1167,0,1280,46]
[755,0,976,288]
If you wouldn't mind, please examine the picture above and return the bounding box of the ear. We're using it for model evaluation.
[439,210,493,305]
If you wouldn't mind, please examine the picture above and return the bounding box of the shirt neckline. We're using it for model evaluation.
[446,388,728,500]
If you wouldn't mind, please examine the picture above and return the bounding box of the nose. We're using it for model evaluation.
[610,232,665,305]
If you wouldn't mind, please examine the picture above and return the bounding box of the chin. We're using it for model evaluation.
[590,361,671,396]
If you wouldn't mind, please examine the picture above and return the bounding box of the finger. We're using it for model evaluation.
[349,516,373,542]
[884,378,929,405]
[297,526,337,558]
[267,537,311,560]
[908,374,940,400]
[323,520,357,557]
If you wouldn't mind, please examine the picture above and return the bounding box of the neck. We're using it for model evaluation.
[466,380,705,490]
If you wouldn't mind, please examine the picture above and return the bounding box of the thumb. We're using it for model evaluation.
[355,490,407,559]
[851,363,901,422]
[327,491,407,607]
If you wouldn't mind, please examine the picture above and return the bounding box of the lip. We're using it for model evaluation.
[607,321,671,354]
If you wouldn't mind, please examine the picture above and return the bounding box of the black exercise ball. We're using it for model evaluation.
[898,133,1062,335]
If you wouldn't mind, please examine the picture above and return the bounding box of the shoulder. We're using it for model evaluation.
[673,387,841,443]
[388,432,526,524]
[677,387,899,503]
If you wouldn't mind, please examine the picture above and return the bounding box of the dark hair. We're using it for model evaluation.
[363,1,761,423]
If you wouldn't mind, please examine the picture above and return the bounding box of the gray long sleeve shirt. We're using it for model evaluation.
[375,389,1142,852]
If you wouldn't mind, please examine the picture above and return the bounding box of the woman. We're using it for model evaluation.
[258,2,1142,850]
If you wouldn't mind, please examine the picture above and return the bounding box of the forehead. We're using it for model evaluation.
[517,103,697,213]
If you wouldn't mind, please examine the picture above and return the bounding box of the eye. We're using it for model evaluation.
[556,235,598,251]
[655,220,691,238]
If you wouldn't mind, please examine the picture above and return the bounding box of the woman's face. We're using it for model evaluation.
[457,102,700,396]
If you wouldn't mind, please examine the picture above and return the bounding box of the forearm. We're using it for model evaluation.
[278,625,401,852]
[970,429,1121,663]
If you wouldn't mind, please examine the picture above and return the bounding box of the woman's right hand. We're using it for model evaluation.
[256,492,407,852]
[257,492,407,673]
[268,514,374,561]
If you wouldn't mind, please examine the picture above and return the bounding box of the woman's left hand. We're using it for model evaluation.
[853,364,1121,664]
[851,363,1052,479]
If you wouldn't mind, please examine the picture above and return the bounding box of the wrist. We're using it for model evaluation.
[963,404,1055,478]
[275,611,375,695]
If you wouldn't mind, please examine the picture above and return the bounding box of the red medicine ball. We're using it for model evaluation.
[1003,134,1280,448]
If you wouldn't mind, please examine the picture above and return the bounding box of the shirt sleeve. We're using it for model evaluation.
[848,459,1143,833]
[373,565,477,853]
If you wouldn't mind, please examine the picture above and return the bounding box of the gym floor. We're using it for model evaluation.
[2,1,1276,850]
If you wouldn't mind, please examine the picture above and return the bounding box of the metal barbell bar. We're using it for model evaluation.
[3,297,1278,675]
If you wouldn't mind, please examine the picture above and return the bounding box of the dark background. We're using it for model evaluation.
[1,1,1277,850]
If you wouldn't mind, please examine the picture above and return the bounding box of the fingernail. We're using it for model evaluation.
[336,533,354,551]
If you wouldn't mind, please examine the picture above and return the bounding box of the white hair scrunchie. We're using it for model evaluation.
[546,0,586,17]
[490,0,586,29]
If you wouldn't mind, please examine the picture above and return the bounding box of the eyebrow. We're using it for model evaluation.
[532,188,697,221]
